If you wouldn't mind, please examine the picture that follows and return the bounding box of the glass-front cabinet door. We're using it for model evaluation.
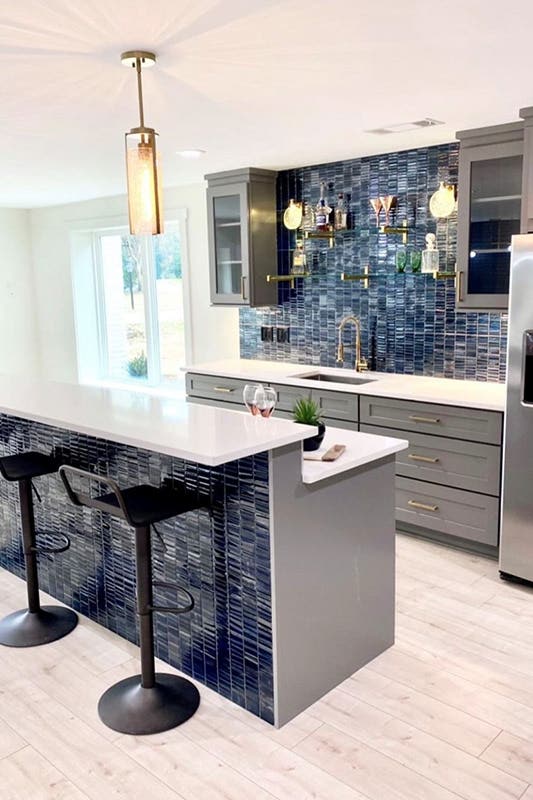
[456,130,523,310]
[207,182,249,305]
[206,168,277,307]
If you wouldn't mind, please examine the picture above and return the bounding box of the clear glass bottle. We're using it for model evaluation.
[301,201,315,232]
[292,240,307,275]
[315,181,332,231]
[334,193,348,231]
[421,233,440,273]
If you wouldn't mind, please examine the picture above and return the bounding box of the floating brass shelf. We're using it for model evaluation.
[303,230,335,248]
[432,270,457,280]
[379,219,409,245]
[340,265,370,289]
[266,273,310,289]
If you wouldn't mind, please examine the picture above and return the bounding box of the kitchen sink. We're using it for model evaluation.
[293,372,376,386]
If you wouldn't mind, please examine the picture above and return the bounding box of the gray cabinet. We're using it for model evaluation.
[395,478,499,547]
[456,122,523,310]
[206,168,277,307]
[520,106,533,234]
[270,382,358,423]
[359,396,502,445]
[360,423,501,496]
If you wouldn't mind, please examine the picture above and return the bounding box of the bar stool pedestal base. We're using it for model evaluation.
[98,673,200,735]
[0,606,78,648]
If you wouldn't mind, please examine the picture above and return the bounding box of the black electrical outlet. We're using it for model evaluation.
[276,326,290,343]
[260,326,274,342]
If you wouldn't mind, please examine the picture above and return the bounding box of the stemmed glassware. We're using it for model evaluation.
[243,384,277,418]
[369,197,382,227]
[379,195,395,226]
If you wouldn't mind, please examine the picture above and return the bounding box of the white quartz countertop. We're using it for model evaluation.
[0,376,316,467]
[186,359,506,412]
[302,428,407,485]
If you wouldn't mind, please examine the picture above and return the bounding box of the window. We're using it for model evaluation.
[72,215,190,390]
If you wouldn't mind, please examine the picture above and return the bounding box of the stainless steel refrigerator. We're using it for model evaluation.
[500,233,533,583]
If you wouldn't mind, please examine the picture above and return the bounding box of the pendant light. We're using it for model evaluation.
[121,50,164,235]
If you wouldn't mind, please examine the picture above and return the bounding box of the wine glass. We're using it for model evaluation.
[243,384,262,416]
[255,385,277,418]
[379,195,395,226]
[369,197,382,227]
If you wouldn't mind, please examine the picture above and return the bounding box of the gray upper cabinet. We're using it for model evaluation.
[456,123,524,310]
[520,106,533,234]
[206,167,278,307]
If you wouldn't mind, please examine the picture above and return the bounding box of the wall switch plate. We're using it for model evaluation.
[260,326,274,342]
[276,326,290,343]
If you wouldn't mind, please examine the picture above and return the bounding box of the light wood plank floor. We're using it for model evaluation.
[1,534,533,800]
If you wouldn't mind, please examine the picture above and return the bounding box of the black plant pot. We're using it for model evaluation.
[303,423,326,452]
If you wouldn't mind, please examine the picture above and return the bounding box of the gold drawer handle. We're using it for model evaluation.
[408,500,439,512]
[408,454,440,464]
[213,386,235,393]
[409,415,441,424]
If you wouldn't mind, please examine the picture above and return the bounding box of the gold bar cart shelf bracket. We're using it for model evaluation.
[266,273,310,289]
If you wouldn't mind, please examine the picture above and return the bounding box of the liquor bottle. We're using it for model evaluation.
[334,193,348,230]
[292,240,307,275]
[421,233,440,273]
[315,181,332,231]
[301,201,315,232]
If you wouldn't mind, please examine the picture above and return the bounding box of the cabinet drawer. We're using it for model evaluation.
[360,396,502,444]
[186,373,249,405]
[271,383,359,422]
[395,477,499,546]
[360,424,501,496]
[270,383,310,413]
[311,388,358,423]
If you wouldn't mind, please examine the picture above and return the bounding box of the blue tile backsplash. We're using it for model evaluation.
[240,143,508,382]
[0,414,274,723]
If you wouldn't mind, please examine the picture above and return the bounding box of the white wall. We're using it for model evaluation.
[29,183,239,383]
[0,208,40,377]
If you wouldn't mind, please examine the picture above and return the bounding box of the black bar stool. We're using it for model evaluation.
[59,465,206,736]
[0,451,78,647]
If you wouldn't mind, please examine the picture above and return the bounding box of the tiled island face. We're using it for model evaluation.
[0,414,274,723]
[240,143,508,382]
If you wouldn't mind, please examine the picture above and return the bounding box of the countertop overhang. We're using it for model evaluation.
[0,376,316,466]
[185,359,506,412]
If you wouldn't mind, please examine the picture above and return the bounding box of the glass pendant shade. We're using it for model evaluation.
[125,130,164,235]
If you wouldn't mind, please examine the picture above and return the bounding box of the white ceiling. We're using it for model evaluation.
[2,0,533,208]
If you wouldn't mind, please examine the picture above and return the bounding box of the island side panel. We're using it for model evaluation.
[0,412,275,723]
[269,442,396,727]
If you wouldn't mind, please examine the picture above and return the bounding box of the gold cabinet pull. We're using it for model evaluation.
[213,386,234,393]
[408,454,440,464]
[407,500,439,512]
[241,275,247,300]
[409,415,441,424]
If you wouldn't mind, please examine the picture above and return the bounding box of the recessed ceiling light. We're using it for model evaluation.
[365,118,445,135]
[177,149,206,159]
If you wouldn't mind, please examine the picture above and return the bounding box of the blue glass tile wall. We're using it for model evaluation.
[0,415,274,723]
[240,143,507,382]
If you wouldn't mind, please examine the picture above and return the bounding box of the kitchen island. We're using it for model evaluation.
[0,377,406,726]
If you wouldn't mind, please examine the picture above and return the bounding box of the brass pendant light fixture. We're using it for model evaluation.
[121,50,164,236]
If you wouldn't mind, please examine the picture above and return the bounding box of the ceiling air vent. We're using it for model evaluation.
[365,118,445,135]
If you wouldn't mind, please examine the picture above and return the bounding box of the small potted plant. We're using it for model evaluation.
[293,397,326,452]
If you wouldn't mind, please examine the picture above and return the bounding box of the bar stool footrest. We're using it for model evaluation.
[149,581,194,614]
[0,606,78,648]
[31,532,71,555]
[98,672,200,735]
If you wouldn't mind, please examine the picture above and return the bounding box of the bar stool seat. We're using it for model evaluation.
[0,451,78,648]
[59,465,208,736]
[0,451,58,482]
[95,484,202,527]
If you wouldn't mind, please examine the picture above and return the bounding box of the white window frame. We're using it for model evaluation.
[70,208,193,390]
